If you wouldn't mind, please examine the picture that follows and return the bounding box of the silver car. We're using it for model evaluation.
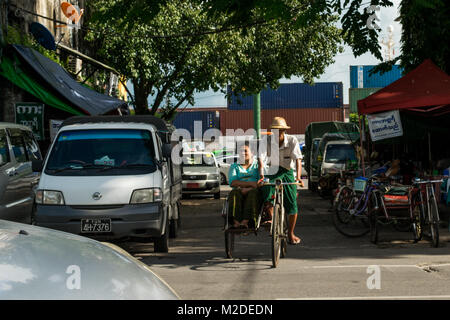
[182,152,220,199]
[0,123,42,223]
[0,219,179,299]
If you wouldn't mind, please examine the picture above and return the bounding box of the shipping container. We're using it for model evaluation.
[172,110,220,138]
[219,108,344,135]
[227,82,343,110]
[350,65,403,89]
[349,88,382,113]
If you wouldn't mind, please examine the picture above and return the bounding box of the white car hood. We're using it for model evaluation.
[38,173,161,205]
[0,220,179,300]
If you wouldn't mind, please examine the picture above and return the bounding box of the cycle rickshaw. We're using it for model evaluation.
[334,173,443,246]
[222,179,302,268]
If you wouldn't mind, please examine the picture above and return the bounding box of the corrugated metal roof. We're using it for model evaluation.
[228,82,343,110]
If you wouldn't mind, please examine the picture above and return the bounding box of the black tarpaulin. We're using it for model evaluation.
[13,44,127,115]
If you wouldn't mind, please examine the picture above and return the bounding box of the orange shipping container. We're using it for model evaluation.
[219,108,344,135]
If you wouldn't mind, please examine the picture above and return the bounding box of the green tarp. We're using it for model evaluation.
[0,55,83,116]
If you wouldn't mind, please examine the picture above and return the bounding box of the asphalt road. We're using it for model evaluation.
[119,183,450,300]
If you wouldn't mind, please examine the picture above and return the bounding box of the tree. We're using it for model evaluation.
[397,0,450,74]
[86,0,343,116]
[92,0,394,61]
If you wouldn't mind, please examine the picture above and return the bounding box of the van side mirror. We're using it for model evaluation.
[162,144,172,159]
[32,160,44,172]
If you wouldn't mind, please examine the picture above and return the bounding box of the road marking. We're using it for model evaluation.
[295,263,450,270]
[279,295,450,300]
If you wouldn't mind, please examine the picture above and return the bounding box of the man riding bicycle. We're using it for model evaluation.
[261,117,303,245]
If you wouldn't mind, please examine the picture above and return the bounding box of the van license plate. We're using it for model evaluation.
[187,183,199,188]
[81,219,111,233]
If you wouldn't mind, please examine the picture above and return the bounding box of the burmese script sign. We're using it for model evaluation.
[367,110,403,142]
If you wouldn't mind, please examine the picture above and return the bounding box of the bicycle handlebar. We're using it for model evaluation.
[263,182,303,186]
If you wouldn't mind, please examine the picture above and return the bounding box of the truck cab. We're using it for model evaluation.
[320,140,357,176]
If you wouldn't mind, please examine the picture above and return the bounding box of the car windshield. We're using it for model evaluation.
[324,144,357,163]
[182,153,216,166]
[45,129,157,176]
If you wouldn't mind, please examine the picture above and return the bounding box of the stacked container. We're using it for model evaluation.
[172,110,221,137]
[349,65,403,113]
[223,82,344,134]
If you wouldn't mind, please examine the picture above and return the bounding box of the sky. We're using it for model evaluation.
[132,0,402,108]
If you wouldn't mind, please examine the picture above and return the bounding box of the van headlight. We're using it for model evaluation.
[209,174,219,180]
[35,190,65,205]
[130,188,163,204]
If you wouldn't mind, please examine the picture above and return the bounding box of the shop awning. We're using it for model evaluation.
[12,44,127,115]
[357,59,450,115]
[0,54,84,115]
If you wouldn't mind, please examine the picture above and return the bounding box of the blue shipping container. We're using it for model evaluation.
[227,82,343,110]
[172,111,220,138]
[350,65,403,89]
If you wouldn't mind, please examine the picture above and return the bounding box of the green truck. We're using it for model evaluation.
[303,121,359,191]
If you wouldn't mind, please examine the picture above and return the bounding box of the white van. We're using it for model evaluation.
[31,116,182,252]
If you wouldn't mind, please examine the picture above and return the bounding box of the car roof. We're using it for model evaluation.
[58,122,158,132]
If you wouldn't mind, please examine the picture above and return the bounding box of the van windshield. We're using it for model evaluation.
[324,144,357,163]
[45,129,157,176]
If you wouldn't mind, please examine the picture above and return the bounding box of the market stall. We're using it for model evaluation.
[357,59,450,204]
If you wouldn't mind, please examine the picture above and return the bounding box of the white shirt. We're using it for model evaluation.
[265,134,303,171]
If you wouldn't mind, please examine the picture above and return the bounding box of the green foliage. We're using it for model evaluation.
[5,25,67,69]
[397,0,450,74]
[91,0,393,61]
[87,0,343,118]
[349,113,359,124]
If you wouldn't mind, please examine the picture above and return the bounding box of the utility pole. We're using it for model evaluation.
[253,92,261,139]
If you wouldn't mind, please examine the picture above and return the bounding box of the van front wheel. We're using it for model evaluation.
[154,215,169,253]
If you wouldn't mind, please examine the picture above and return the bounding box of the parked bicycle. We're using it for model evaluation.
[332,175,375,238]
[333,173,423,245]
[411,177,443,247]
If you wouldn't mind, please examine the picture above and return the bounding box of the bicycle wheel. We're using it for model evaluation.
[225,231,235,258]
[280,209,288,259]
[429,196,440,248]
[368,191,379,244]
[333,186,370,237]
[411,193,424,243]
[272,203,282,268]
